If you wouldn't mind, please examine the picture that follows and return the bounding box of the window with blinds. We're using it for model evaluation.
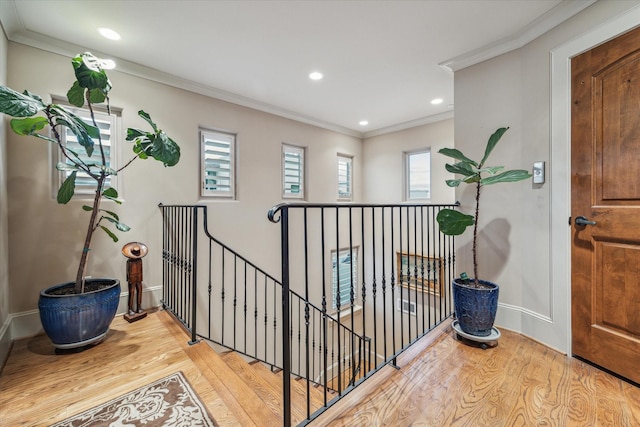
[337,154,353,200]
[55,107,118,197]
[201,129,236,198]
[405,149,431,200]
[331,248,358,310]
[282,144,305,199]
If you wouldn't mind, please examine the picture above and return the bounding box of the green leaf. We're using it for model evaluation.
[82,205,93,211]
[126,128,146,141]
[138,110,158,132]
[0,86,45,117]
[88,88,106,104]
[50,105,98,157]
[479,127,509,168]
[100,166,118,176]
[481,169,532,185]
[103,216,130,232]
[436,209,475,236]
[445,179,463,187]
[72,53,111,93]
[101,209,120,221]
[66,81,85,107]
[100,225,119,242]
[127,113,180,167]
[10,116,48,135]
[102,187,118,198]
[102,187,122,204]
[438,148,478,167]
[479,166,504,175]
[57,171,76,204]
[150,131,181,167]
[445,162,478,178]
[56,162,79,172]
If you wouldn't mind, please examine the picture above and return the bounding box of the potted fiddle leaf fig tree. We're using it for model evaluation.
[436,127,530,338]
[0,52,180,349]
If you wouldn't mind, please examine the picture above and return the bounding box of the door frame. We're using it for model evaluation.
[550,7,640,354]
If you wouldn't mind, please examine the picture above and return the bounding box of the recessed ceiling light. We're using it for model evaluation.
[359,120,369,126]
[101,59,116,70]
[309,71,323,81]
[431,98,443,105]
[98,27,121,41]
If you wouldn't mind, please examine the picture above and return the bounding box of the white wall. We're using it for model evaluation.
[454,0,640,352]
[362,118,455,204]
[6,44,362,337]
[0,22,10,364]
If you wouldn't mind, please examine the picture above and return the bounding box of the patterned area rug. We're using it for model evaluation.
[51,372,217,426]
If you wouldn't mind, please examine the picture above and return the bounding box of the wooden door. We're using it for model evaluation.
[572,26,640,385]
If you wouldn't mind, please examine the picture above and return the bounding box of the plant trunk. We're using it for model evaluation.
[73,90,106,294]
[74,175,105,293]
[473,180,481,287]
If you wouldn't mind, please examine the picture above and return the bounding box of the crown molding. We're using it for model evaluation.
[0,19,365,139]
[362,110,454,139]
[439,0,597,72]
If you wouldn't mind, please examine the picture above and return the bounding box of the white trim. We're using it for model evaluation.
[440,0,597,72]
[201,129,236,199]
[363,111,453,139]
[282,144,305,200]
[550,5,640,354]
[0,23,364,139]
[337,154,353,201]
[0,314,12,368]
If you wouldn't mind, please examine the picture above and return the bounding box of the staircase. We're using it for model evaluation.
[159,308,327,425]
[159,202,457,426]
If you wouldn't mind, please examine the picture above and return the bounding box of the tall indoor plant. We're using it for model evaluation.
[436,127,530,337]
[0,52,180,348]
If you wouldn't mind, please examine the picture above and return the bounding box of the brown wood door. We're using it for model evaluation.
[572,26,640,385]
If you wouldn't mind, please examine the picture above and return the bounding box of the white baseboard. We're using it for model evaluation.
[0,315,11,369]
[496,302,566,354]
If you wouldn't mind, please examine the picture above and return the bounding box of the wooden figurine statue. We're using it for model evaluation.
[122,242,149,322]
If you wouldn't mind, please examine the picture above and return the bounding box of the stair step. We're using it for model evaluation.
[188,343,283,426]
[157,311,281,426]
[249,359,327,420]
[220,352,296,420]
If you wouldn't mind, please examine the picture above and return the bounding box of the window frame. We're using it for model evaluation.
[200,128,236,199]
[282,143,305,200]
[337,154,353,201]
[51,102,121,200]
[404,148,431,201]
[331,247,359,311]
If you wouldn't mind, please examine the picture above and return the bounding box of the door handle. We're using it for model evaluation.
[575,216,596,226]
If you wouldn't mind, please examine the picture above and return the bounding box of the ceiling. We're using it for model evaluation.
[0,0,594,137]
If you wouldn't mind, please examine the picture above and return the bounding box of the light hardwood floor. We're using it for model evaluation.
[1,310,639,426]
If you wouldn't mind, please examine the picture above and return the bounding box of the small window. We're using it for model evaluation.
[331,248,358,311]
[201,129,236,198]
[282,144,305,199]
[53,106,119,198]
[405,149,431,200]
[337,154,353,201]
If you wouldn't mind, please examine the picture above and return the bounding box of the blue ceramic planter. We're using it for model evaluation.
[453,278,499,337]
[38,278,121,349]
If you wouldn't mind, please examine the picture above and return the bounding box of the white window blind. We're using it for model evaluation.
[201,129,235,198]
[332,248,358,310]
[56,108,118,196]
[282,144,304,199]
[406,149,431,200]
[337,155,353,200]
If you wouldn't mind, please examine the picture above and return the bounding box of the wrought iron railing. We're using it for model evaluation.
[159,202,457,426]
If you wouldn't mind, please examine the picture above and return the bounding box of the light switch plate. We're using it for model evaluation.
[533,161,545,184]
